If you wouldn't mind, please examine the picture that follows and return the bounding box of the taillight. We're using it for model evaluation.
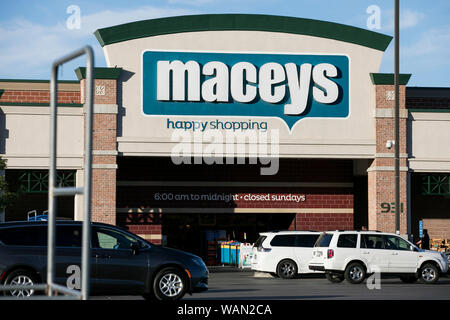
[327,249,334,259]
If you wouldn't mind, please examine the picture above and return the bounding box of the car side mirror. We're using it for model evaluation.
[131,243,140,255]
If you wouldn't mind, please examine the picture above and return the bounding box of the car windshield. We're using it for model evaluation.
[314,233,333,247]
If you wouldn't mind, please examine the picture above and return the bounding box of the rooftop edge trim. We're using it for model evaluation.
[93,14,392,51]
[370,73,412,85]
[75,67,122,80]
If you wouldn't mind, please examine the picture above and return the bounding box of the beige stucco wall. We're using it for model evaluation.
[102,30,385,158]
[0,106,84,169]
[409,112,450,172]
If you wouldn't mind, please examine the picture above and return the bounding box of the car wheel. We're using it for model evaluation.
[344,262,366,284]
[400,275,418,284]
[153,267,187,300]
[3,269,38,298]
[276,259,298,279]
[326,272,344,283]
[419,263,440,284]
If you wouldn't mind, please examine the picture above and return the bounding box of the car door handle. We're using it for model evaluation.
[95,254,111,259]
[362,251,370,254]
[391,252,398,256]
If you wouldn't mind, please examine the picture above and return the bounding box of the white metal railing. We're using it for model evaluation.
[0,46,94,300]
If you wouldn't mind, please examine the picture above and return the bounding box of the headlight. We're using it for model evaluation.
[191,257,207,268]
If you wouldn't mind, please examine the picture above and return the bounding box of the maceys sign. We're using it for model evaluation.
[142,51,349,130]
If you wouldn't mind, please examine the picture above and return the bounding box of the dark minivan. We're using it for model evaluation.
[0,221,208,300]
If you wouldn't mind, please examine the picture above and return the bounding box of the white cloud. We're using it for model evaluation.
[0,6,199,80]
[379,26,450,86]
[402,27,450,58]
[400,8,425,29]
[382,8,425,32]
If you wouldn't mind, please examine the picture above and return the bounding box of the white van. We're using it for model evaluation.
[251,231,322,279]
[309,231,449,284]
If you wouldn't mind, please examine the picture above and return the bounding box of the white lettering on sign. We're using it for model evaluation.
[156,60,340,115]
[284,63,312,115]
[230,62,258,103]
[259,62,286,104]
[157,60,201,101]
[312,63,339,104]
[202,61,229,102]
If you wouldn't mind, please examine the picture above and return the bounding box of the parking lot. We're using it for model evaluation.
[186,271,450,300]
[94,269,450,300]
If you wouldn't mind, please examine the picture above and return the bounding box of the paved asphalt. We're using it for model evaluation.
[93,269,450,300]
[183,271,450,300]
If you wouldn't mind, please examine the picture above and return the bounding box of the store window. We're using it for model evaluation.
[422,174,450,196]
[15,170,76,193]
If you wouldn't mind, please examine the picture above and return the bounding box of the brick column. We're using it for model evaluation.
[76,67,121,225]
[368,73,411,234]
[117,211,163,245]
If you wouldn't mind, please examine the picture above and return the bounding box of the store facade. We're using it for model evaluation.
[1,14,449,261]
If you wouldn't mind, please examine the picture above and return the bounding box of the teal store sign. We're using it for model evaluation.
[142,51,349,130]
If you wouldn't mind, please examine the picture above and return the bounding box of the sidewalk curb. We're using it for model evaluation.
[207,266,253,273]
[253,272,274,278]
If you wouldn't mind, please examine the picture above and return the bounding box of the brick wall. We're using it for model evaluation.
[117,213,163,245]
[92,168,116,225]
[289,212,354,231]
[0,89,80,104]
[80,77,118,226]
[423,219,450,241]
[368,83,409,234]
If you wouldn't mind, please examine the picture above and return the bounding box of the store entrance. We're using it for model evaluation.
[162,213,295,265]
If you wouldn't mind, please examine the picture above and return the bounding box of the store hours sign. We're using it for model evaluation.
[142,51,349,130]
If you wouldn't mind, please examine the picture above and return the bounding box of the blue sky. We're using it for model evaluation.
[0,0,449,87]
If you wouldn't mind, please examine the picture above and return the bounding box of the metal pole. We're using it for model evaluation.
[48,46,94,299]
[81,46,94,300]
[394,0,400,234]
[47,63,58,297]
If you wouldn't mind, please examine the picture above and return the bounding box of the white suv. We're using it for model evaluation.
[251,231,322,279]
[309,231,449,284]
